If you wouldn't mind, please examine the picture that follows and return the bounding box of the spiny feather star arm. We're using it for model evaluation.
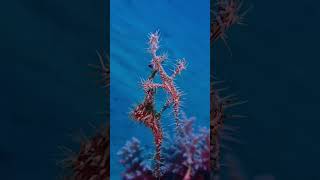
[147,31,187,129]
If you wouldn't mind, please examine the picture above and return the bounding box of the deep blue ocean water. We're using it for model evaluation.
[214,0,320,179]
[0,0,107,179]
[110,0,210,179]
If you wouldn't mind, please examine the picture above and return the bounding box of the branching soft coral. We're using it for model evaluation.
[118,115,210,180]
[117,138,154,180]
[162,114,210,180]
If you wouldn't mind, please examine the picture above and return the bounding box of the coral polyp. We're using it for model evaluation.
[129,31,187,177]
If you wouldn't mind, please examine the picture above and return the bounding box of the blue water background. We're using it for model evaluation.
[110,0,210,179]
[0,0,107,179]
[213,0,320,179]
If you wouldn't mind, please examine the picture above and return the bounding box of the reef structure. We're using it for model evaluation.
[118,115,210,180]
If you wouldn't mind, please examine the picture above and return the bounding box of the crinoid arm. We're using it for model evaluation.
[211,0,250,43]
[129,31,188,177]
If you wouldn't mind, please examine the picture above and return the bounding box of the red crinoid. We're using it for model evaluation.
[147,31,187,129]
[130,88,163,177]
[211,78,248,179]
[61,126,109,180]
[211,0,248,43]
[89,51,110,88]
[210,1,248,173]
[60,52,110,180]
[130,31,187,177]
